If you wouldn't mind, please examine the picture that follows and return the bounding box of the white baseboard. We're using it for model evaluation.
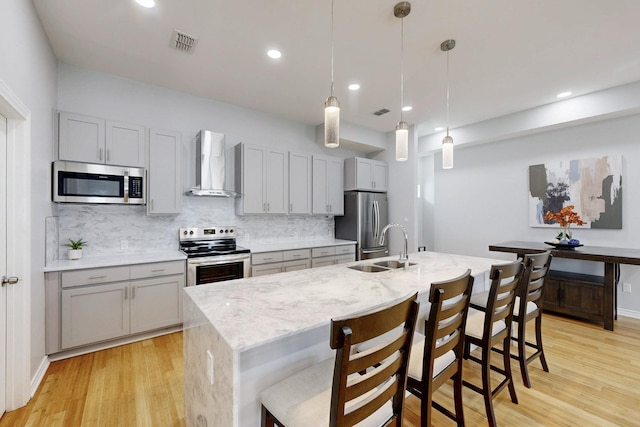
[30,356,50,398]
[618,308,640,319]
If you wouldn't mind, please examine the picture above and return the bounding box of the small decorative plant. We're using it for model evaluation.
[64,238,87,259]
[64,238,88,250]
[543,205,586,243]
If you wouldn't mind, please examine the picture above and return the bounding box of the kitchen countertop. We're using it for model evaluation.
[184,250,499,352]
[44,250,187,272]
[242,238,356,253]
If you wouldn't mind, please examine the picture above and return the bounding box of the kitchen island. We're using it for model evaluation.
[183,250,505,427]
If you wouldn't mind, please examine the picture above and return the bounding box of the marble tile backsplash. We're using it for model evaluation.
[49,197,334,261]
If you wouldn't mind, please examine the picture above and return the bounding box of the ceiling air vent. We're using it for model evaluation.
[373,108,390,116]
[171,30,199,53]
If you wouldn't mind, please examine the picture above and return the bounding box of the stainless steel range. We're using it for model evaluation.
[179,226,251,286]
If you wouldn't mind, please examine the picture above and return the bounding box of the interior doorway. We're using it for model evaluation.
[1,113,7,418]
[0,79,31,416]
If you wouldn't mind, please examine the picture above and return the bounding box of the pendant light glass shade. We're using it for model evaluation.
[324,95,340,148]
[324,0,340,148]
[442,134,453,169]
[396,121,409,162]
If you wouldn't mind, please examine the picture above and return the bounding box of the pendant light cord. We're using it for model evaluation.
[400,17,405,122]
[445,49,450,136]
[330,0,335,97]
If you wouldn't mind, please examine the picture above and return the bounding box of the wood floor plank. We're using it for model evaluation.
[2,314,640,426]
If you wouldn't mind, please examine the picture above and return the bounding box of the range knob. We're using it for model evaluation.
[189,230,194,235]
[183,230,188,235]
[230,229,234,233]
[225,229,229,233]
[219,229,223,234]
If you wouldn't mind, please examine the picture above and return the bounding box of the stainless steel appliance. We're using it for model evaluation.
[335,191,389,260]
[179,226,250,286]
[52,161,145,205]
[185,130,238,197]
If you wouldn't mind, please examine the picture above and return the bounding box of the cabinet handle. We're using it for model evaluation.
[98,148,103,161]
[290,203,293,211]
[151,269,165,273]
[263,202,266,212]
[89,275,107,280]
[106,149,110,162]
[151,200,154,211]
[267,202,270,212]
[124,287,128,300]
[131,287,135,299]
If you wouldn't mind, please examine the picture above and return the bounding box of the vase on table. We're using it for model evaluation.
[556,224,572,242]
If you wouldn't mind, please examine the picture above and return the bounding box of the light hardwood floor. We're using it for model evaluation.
[2,313,640,426]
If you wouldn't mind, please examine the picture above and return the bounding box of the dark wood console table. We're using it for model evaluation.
[489,241,640,331]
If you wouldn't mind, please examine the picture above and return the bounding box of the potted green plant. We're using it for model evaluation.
[64,238,88,260]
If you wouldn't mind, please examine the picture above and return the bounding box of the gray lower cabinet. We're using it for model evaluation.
[48,260,185,353]
[251,245,355,277]
[252,249,311,277]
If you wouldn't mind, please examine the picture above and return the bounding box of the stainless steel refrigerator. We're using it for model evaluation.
[335,191,389,260]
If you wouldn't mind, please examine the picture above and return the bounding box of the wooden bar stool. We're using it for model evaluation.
[406,269,474,427]
[463,260,524,427]
[260,292,420,427]
[470,251,552,388]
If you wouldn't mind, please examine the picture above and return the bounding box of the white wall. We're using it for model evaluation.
[428,113,640,313]
[0,1,58,380]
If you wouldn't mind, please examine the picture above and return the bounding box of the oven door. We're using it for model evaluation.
[186,253,251,286]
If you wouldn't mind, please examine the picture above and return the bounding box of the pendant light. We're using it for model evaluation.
[394,2,411,162]
[441,39,456,169]
[324,0,340,148]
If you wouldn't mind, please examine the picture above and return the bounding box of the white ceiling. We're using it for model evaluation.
[33,0,640,138]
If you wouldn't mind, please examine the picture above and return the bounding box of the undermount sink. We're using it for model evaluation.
[348,265,390,273]
[373,260,415,269]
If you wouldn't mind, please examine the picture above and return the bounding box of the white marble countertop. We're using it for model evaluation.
[44,250,187,272]
[240,238,356,253]
[184,251,504,352]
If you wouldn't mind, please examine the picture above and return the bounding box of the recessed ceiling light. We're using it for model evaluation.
[348,83,360,91]
[267,49,282,59]
[434,126,444,132]
[402,106,412,112]
[557,91,572,98]
[136,0,155,8]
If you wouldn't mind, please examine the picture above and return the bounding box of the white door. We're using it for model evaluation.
[1,113,7,417]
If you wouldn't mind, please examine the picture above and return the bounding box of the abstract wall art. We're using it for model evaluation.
[529,155,622,229]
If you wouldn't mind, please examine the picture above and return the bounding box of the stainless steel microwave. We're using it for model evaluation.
[52,161,146,205]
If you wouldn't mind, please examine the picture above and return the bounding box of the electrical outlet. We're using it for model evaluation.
[623,283,632,293]
[206,350,215,385]
[120,240,128,250]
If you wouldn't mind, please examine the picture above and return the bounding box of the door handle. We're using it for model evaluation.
[2,276,19,286]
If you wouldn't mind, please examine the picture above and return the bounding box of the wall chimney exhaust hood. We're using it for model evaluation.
[186,130,239,197]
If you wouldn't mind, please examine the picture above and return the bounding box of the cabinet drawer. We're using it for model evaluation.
[312,246,336,258]
[252,251,284,265]
[334,254,355,264]
[335,245,355,255]
[61,266,129,288]
[283,249,310,261]
[252,264,283,277]
[130,260,185,279]
[282,259,311,272]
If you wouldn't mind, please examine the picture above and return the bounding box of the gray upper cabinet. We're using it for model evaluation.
[58,111,145,167]
[288,152,312,215]
[235,143,288,215]
[147,128,182,215]
[344,157,388,192]
[312,155,344,215]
